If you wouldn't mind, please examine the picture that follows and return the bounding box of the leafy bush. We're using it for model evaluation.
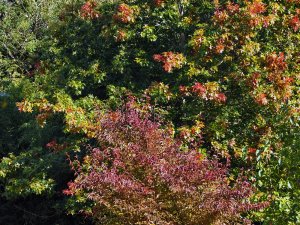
[65,102,267,224]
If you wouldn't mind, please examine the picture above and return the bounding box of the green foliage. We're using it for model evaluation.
[0,149,55,198]
[1,0,300,224]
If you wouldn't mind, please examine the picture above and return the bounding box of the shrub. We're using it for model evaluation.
[65,102,267,224]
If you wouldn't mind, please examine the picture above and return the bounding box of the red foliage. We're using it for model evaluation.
[153,52,185,73]
[262,15,272,27]
[248,0,266,16]
[46,139,57,149]
[248,72,261,88]
[80,1,100,20]
[248,147,257,155]
[255,93,268,105]
[63,182,76,195]
[267,73,294,87]
[189,82,227,103]
[213,9,229,23]
[249,17,261,27]
[226,2,240,14]
[154,0,165,7]
[179,85,188,93]
[215,93,227,103]
[266,52,287,71]
[46,139,67,152]
[215,38,227,54]
[64,104,267,224]
[191,82,207,97]
[215,43,225,54]
[115,29,127,42]
[287,0,300,3]
[113,3,135,23]
[36,112,51,127]
[289,15,300,32]
[247,148,257,161]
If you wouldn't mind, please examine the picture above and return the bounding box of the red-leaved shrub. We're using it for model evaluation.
[65,103,267,224]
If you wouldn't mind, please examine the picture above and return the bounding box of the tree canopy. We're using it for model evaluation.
[0,0,300,224]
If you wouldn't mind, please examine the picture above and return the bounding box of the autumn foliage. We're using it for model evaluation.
[1,0,300,224]
[80,1,100,19]
[153,52,186,73]
[65,102,267,224]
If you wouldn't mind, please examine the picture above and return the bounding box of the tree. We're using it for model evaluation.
[2,0,300,224]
